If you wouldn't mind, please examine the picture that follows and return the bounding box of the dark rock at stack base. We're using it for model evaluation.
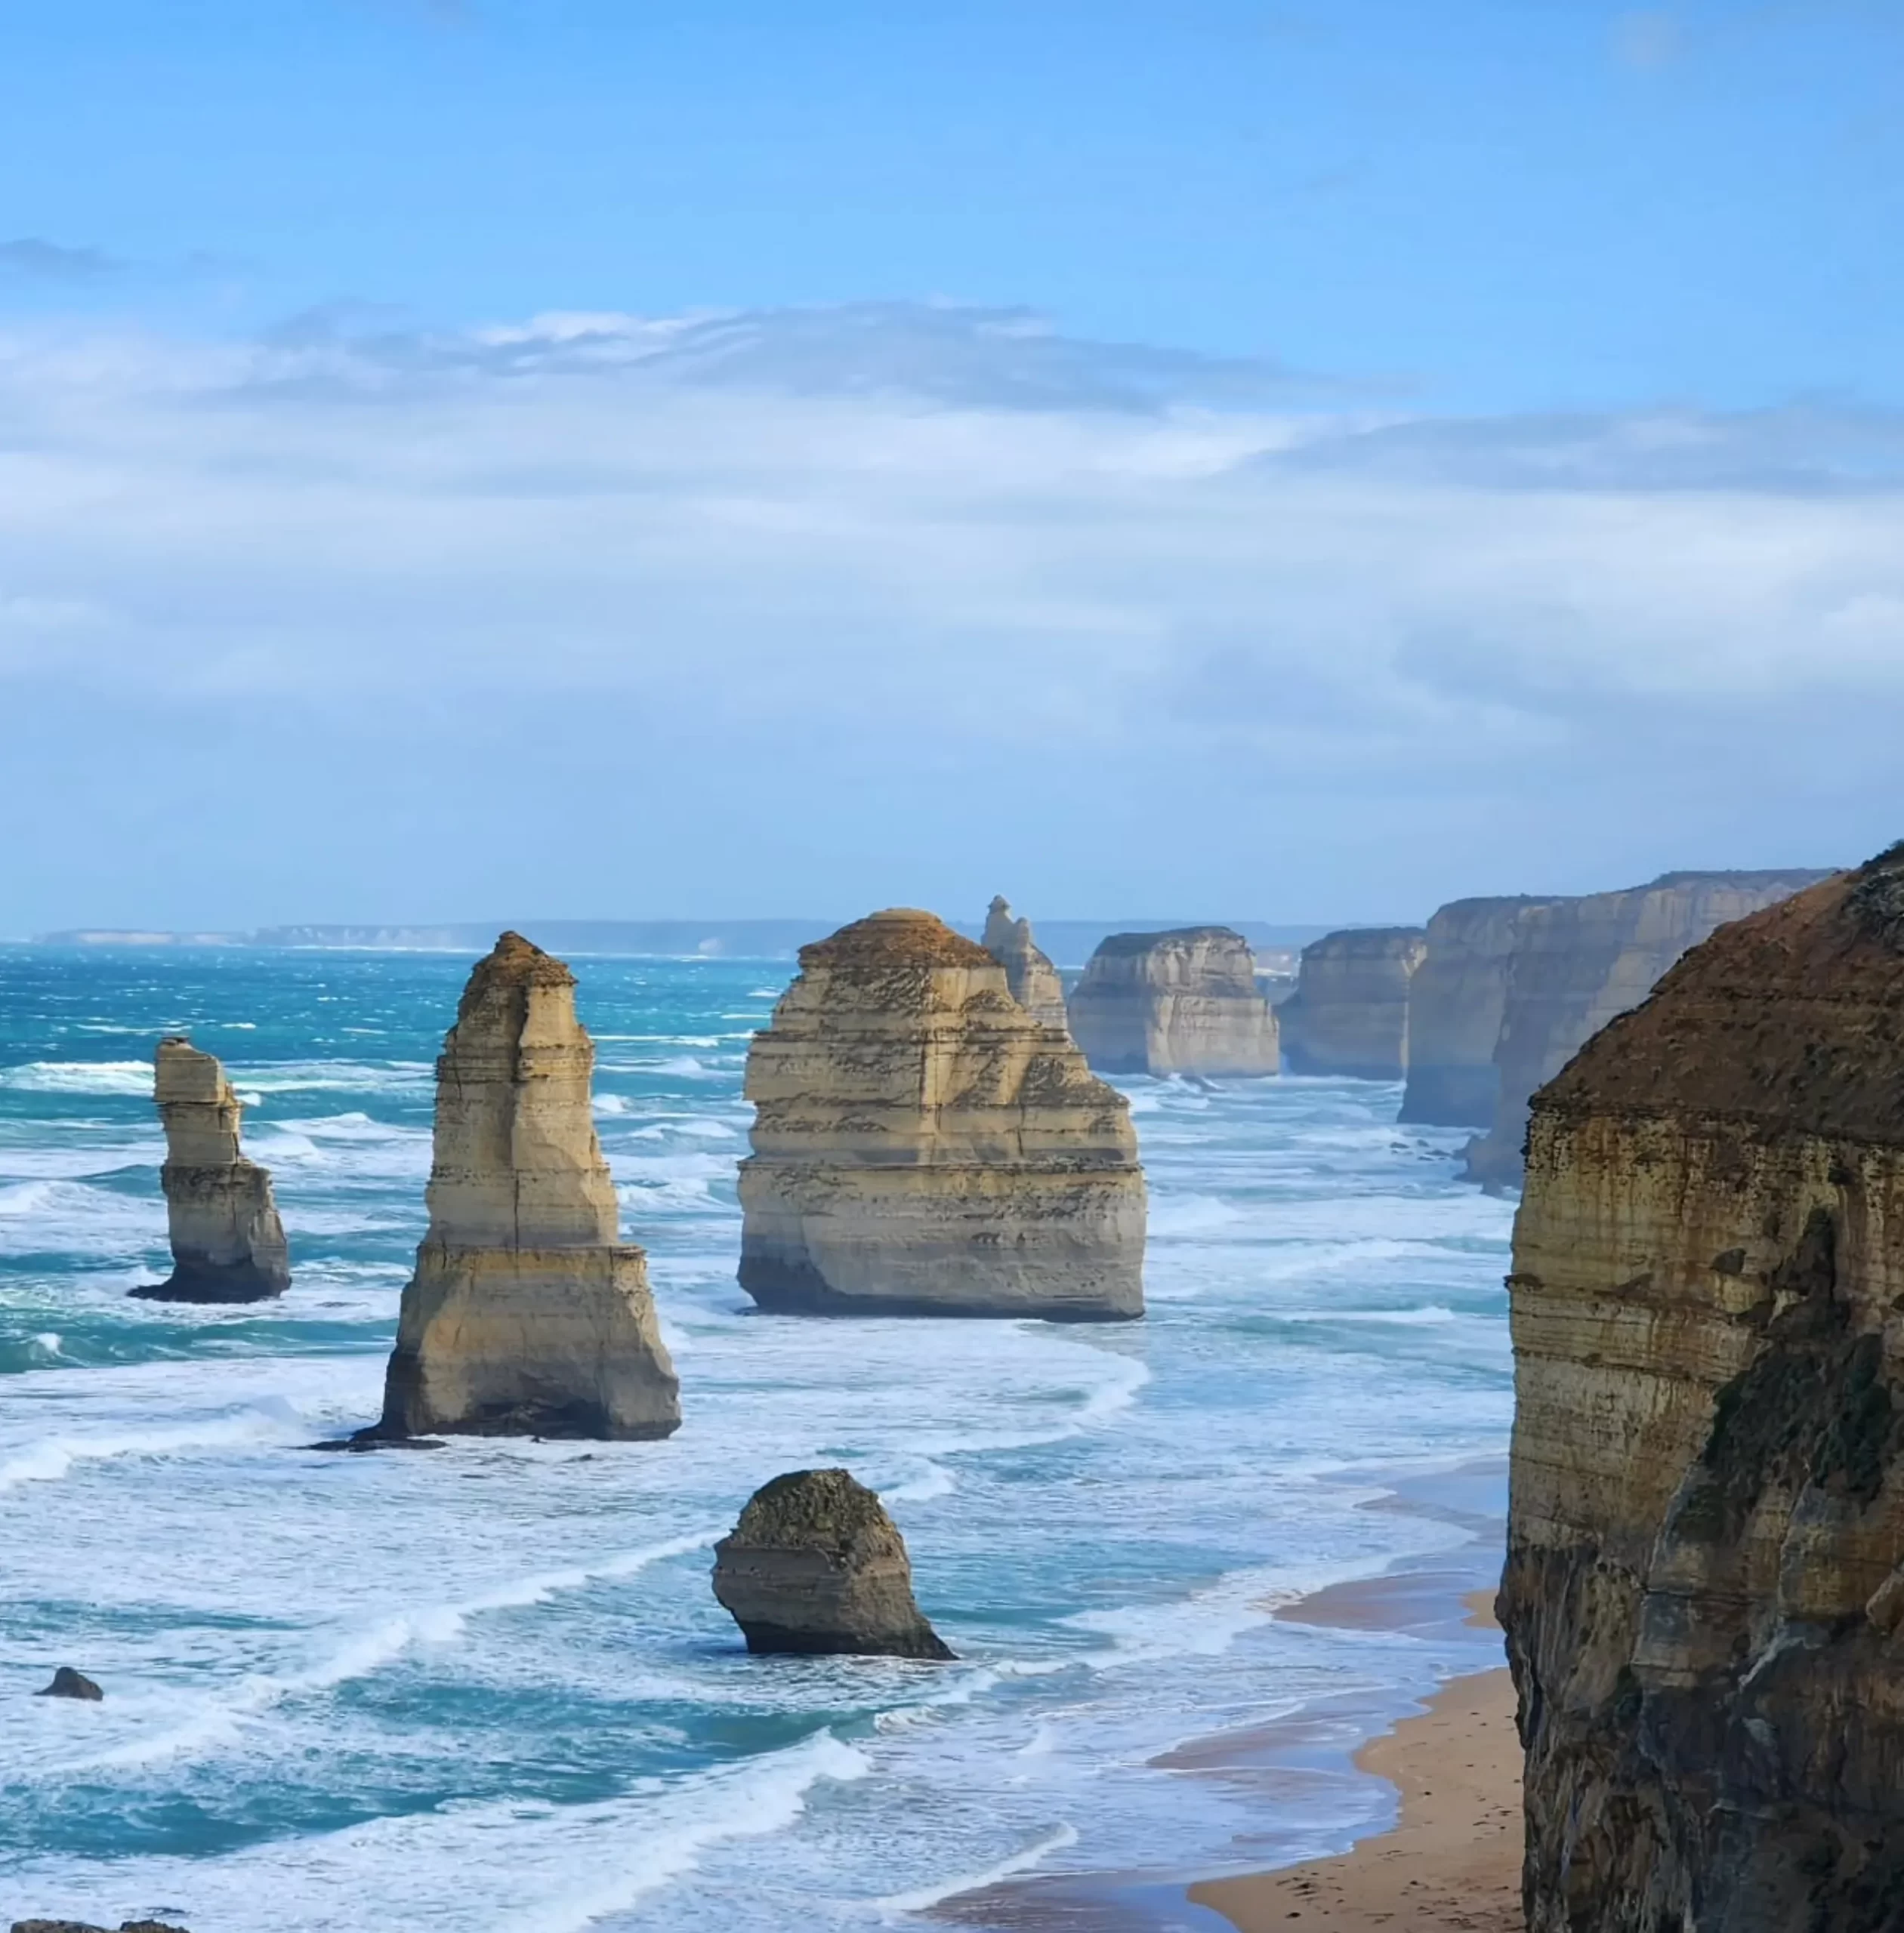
[12,1922,193,1932]
[35,1667,103,1700]
[712,1468,955,1660]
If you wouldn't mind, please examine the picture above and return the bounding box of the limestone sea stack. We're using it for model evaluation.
[738,909,1144,1321]
[1464,868,1831,1185]
[980,896,1069,1031]
[132,1037,289,1303]
[1276,926,1425,1080]
[369,933,679,1440]
[1066,927,1279,1077]
[711,1468,954,1658]
[1499,846,1904,1930]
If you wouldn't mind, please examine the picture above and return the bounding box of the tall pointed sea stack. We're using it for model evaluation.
[371,933,679,1439]
[134,1037,289,1303]
[1067,927,1279,1077]
[1501,846,1904,1930]
[739,909,1145,1320]
[981,896,1069,1030]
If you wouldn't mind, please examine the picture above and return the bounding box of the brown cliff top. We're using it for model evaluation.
[461,930,576,1000]
[798,909,995,972]
[1092,926,1247,957]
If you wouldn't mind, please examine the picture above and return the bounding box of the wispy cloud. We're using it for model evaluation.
[0,238,124,284]
[1613,9,1683,69]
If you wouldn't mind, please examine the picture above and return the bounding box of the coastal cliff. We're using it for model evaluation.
[371,932,680,1439]
[1499,847,1904,1931]
[133,1037,290,1303]
[738,909,1145,1320]
[1276,926,1425,1080]
[981,896,1069,1031]
[1066,927,1279,1077]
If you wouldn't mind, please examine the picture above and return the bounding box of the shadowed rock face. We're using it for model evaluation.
[1277,926,1425,1080]
[739,909,1145,1321]
[1066,927,1279,1077]
[981,896,1069,1031]
[1500,847,1904,1932]
[371,933,679,1440]
[712,1468,953,1659]
[132,1037,290,1304]
[35,1667,102,1700]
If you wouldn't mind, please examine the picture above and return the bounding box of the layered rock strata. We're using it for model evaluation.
[1276,926,1425,1080]
[369,933,679,1440]
[981,896,1069,1031]
[1465,869,1831,1185]
[133,1037,290,1303]
[1066,927,1279,1077]
[711,1467,954,1658]
[1500,847,1904,1931]
[738,909,1145,1320]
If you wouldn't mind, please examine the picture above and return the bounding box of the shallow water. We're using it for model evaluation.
[0,947,1514,1931]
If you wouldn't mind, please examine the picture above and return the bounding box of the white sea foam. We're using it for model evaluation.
[876,1824,1081,1916]
[0,1407,306,1492]
[0,1059,154,1096]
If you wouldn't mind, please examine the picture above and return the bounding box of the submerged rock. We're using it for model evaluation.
[366,933,680,1441]
[981,896,1069,1031]
[1276,926,1425,1080]
[739,909,1145,1320]
[131,1037,289,1304]
[712,1469,954,1659]
[1066,927,1279,1077]
[1500,846,1904,1931]
[33,1667,103,1701]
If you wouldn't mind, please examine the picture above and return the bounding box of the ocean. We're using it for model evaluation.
[0,947,1515,1931]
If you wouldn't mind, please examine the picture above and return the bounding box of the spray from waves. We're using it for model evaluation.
[875,1823,1080,1916]
[0,1407,306,1492]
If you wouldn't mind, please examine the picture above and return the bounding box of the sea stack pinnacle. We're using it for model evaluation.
[134,1037,290,1303]
[981,896,1069,1031]
[739,909,1145,1319]
[369,933,679,1440]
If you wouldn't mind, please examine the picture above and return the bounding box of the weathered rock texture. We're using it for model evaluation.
[1399,896,1559,1128]
[739,909,1145,1321]
[1500,847,1904,1933]
[981,896,1069,1031]
[711,1468,954,1658]
[1276,926,1426,1080]
[1066,927,1279,1077]
[371,933,679,1440]
[1465,870,1831,1186]
[35,1668,103,1701]
[132,1037,290,1303]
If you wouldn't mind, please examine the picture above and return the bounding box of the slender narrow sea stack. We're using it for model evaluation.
[1066,927,1279,1077]
[739,909,1145,1320]
[134,1037,289,1303]
[981,896,1069,1031]
[1276,926,1425,1080]
[1500,847,1904,1931]
[371,933,679,1439]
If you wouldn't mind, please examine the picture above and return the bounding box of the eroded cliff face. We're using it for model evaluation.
[1466,870,1831,1186]
[1276,926,1425,1080]
[981,896,1069,1031]
[134,1037,290,1303]
[373,932,679,1439]
[1066,927,1279,1077]
[1500,849,1904,1932]
[739,909,1145,1320]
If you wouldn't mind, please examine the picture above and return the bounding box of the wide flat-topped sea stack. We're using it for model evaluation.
[981,896,1068,1031]
[1500,846,1904,1930]
[739,909,1145,1321]
[1276,926,1426,1080]
[133,1037,290,1303]
[1066,927,1278,1077]
[369,932,679,1439]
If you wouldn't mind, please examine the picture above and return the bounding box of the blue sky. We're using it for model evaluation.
[2,2,1900,928]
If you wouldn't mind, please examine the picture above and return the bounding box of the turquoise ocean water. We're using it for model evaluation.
[0,947,1514,1931]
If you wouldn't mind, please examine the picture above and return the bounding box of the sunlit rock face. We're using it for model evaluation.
[1066,927,1279,1077]
[1276,926,1425,1081]
[1500,848,1904,1933]
[373,932,680,1440]
[738,909,1145,1321]
[981,896,1069,1031]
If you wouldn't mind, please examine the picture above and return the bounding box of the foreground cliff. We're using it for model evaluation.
[1500,847,1904,1931]
[739,909,1145,1320]
[1465,869,1831,1185]
[1067,927,1278,1077]
[981,896,1069,1031]
[370,933,679,1439]
[133,1037,290,1303]
[1276,926,1424,1080]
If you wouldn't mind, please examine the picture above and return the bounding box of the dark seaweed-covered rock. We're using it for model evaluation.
[34,1667,103,1701]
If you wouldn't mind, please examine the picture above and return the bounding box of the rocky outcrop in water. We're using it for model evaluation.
[981,896,1069,1031]
[12,1922,192,1933]
[1066,927,1279,1077]
[738,909,1145,1320]
[1500,846,1904,1932]
[34,1668,103,1701]
[367,933,679,1440]
[1276,926,1425,1080]
[711,1468,954,1658]
[1464,870,1831,1185]
[131,1037,289,1304]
